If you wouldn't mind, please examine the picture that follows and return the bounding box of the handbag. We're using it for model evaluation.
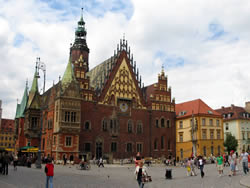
[142,175,152,183]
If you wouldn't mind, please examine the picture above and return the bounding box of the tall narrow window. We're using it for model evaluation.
[136,143,143,153]
[217,130,221,139]
[168,140,171,150]
[126,143,132,152]
[154,139,158,150]
[216,120,220,127]
[179,121,183,129]
[31,117,38,129]
[161,136,164,149]
[161,118,165,128]
[202,118,205,126]
[71,112,76,122]
[155,119,159,128]
[137,123,142,134]
[65,137,72,147]
[218,145,221,155]
[211,146,214,155]
[64,111,70,122]
[111,142,117,152]
[210,130,214,139]
[209,119,213,126]
[203,146,206,156]
[167,120,170,128]
[179,133,183,142]
[128,120,133,133]
[180,149,183,159]
[103,119,107,131]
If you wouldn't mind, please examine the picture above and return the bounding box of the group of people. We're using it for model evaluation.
[185,149,250,178]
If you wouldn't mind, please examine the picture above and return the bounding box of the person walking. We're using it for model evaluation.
[240,149,249,175]
[216,153,224,177]
[98,157,104,167]
[134,162,148,188]
[190,157,197,176]
[2,152,9,175]
[45,158,54,188]
[186,158,191,176]
[198,156,205,178]
[229,150,237,176]
[13,154,18,171]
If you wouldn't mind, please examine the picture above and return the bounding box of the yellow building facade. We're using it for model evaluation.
[176,99,224,161]
[0,119,15,151]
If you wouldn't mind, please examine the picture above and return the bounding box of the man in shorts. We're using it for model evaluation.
[216,153,224,177]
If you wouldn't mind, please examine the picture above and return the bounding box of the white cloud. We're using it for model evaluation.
[1,0,250,118]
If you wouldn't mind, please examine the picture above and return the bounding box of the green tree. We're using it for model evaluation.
[224,133,238,154]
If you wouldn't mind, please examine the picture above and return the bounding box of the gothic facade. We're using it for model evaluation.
[15,13,176,162]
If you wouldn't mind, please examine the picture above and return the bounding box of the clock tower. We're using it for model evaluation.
[70,8,89,73]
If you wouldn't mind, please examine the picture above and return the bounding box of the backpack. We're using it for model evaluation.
[45,166,48,173]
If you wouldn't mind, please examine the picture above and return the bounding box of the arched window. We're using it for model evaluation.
[84,121,90,130]
[128,120,133,133]
[161,118,165,128]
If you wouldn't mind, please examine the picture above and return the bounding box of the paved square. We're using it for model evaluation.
[0,163,248,188]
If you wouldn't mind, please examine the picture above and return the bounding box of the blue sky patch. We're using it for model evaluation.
[13,33,25,47]
[208,22,226,40]
[41,0,134,20]
[155,51,186,69]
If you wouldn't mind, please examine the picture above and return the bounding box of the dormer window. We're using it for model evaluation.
[208,110,213,114]
[179,111,186,116]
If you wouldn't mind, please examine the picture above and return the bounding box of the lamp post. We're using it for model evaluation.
[34,57,46,169]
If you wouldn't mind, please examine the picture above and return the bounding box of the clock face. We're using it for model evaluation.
[119,102,128,112]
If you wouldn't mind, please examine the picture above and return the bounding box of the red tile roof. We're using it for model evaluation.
[175,99,221,119]
[215,105,250,121]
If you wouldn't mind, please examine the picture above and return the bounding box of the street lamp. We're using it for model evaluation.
[34,57,46,169]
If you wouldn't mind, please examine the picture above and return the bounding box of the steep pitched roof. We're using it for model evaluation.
[61,58,76,89]
[216,105,250,120]
[15,83,29,118]
[28,69,40,108]
[15,104,21,119]
[30,70,38,93]
[86,57,112,91]
[176,99,221,118]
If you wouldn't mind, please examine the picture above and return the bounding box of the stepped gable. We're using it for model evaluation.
[176,99,221,118]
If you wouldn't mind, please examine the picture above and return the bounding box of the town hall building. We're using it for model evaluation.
[15,12,176,162]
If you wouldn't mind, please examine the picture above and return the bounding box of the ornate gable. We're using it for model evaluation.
[100,53,146,109]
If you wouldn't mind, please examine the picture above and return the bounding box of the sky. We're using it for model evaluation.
[1,0,250,119]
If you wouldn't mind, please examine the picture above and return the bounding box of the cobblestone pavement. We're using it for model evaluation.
[0,163,248,188]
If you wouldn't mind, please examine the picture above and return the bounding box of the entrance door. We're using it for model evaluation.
[96,142,103,159]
